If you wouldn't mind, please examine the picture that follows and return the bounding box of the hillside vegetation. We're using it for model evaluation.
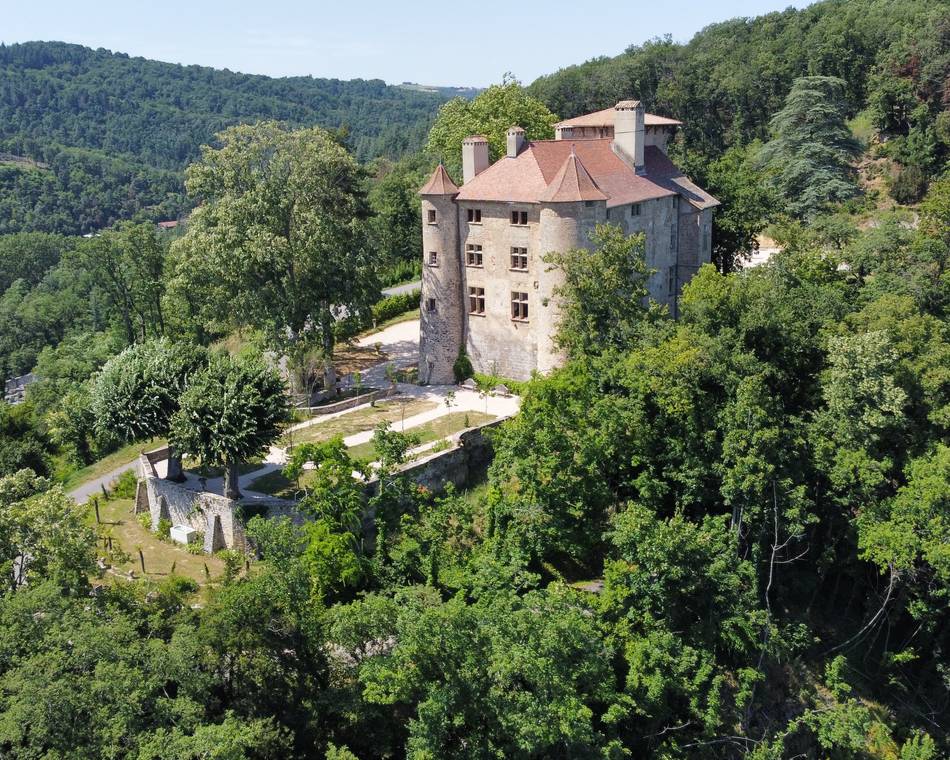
[0,41,453,234]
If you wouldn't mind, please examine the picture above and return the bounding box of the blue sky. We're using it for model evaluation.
[2,0,808,87]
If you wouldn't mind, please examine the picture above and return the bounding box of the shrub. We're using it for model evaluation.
[187,534,206,555]
[890,165,928,204]
[453,348,473,383]
[379,259,421,288]
[137,512,152,530]
[111,469,138,499]
[156,518,172,541]
[371,290,420,324]
[236,502,270,523]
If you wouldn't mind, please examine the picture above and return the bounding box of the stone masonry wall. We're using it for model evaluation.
[138,452,246,553]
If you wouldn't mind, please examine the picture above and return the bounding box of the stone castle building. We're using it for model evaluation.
[418,100,719,383]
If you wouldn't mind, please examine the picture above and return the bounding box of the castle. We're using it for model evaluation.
[418,100,719,384]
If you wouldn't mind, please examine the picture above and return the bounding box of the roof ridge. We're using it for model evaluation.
[538,150,608,203]
[418,163,459,196]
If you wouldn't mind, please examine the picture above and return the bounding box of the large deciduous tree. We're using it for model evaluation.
[91,338,207,480]
[66,222,169,344]
[544,223,661,359]
[758,76,861,218]
[171,122,377,393]
[425,77,558,179]
[170,352,288,499]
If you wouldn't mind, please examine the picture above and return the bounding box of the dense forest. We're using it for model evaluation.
[0,41,460,234]
[1,0,950,756]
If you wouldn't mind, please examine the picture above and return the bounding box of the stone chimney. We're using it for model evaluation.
[612,100,645,173]
[506,126,525,158]
[462,135,490,184]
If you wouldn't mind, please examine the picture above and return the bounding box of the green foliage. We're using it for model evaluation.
[92,338,207,442]
[112,469,138,500]
[156,517,172,541]
[759,76,862,217]
[452,347,474,383]
[426,77,558,178]
[545,223,661,358]
[370,290,419,325]
[171,122,377,388]
[0,402,53,479]
[170,352,288,473]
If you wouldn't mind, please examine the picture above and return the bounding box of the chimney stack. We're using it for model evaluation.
[506,126,525,158]
[462,135,490,184]
[612,100,645,173]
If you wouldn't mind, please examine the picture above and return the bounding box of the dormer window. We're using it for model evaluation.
[467,208,482,223]
[427,209,437,224]
[510,210,528,226]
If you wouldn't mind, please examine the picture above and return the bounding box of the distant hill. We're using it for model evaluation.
[0,41,468,234]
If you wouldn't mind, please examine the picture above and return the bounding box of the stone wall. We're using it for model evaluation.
[138,451,246,554]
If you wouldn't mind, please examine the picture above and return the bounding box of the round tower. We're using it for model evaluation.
[418,165,463,385]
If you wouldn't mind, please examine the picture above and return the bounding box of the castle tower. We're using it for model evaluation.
[536,149,608,373]
[418,164,463,384]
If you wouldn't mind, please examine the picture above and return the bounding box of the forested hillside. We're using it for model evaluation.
[0,41,453,234]
[529,0,949,175]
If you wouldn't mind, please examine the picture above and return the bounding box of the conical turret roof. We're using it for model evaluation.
[538,148,608,203]
[418,164,460,196]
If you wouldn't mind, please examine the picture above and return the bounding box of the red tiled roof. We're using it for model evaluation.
[419,164,460,196]
[556,107,682,129]
[538,150,608,203]
[455,139,719,209]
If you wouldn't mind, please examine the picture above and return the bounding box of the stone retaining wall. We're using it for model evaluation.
[138,451,246,553]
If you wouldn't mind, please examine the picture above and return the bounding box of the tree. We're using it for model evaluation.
[170,352,288,499]
[91,338,207,479]
[700,143,778,273]
[758,76,861,218]
[544,223,661,358]
[66,222,169,344]
[171,122,377,392]
[425,77,558,179]
[0,470,95,592]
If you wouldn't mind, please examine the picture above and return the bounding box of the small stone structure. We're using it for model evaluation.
[137,447,246,554]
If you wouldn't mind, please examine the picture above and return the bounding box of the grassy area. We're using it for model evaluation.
[246,468,316,500]
[285,397,439,447]
[251,410,495,498]
[347,411,496,462]
[60,438,167,492]
[89,497,225,586]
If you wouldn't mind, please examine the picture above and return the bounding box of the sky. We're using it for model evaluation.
[1,0,808,87]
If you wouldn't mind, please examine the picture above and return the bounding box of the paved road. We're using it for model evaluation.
[382,280,421,297]
[69,461,138,504]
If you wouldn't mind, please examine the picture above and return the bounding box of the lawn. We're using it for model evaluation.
[285,397,439,447]
[60,438,167,492]
[89,496,225,586]
[344,411,495,462]
[250,410,495,498]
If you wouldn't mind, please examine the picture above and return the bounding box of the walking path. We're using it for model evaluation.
[68,311,520,505]
[381,280,421,297]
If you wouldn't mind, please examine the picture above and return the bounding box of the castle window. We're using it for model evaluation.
[510,247,528,271]
[510,210,528,226]
[465,244,483,267]
[670,221,678,252]
[467,208,482,223]
[630,203,641,217]
[584,201,594,208]
[667,266,676,296]
[468,287,485,315]
[511,291,529,321]
[428,251,438,266]
[426,297,437,312]
[427,209,437,224]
